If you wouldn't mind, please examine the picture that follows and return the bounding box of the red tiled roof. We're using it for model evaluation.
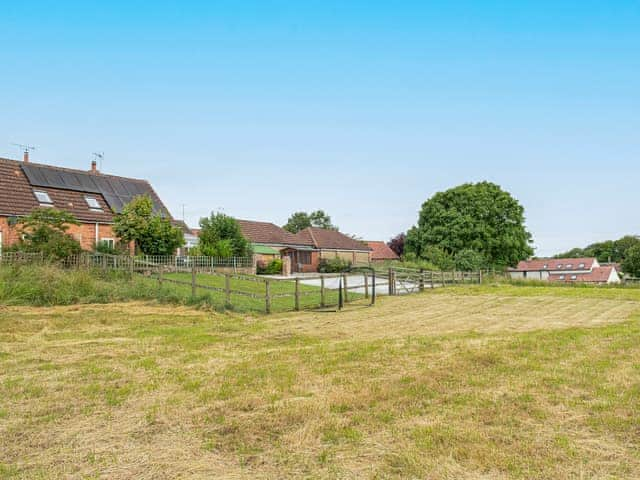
[294,227,371,251]
[366,241,399,260]
[0,157,171,224]
[512,257,597,272]
[236,219,311,246]
[548,266,617,284]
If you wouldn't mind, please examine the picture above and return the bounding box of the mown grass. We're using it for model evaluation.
[1,287,639,478]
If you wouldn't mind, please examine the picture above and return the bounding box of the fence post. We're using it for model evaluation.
[294,277,300,311]
[320,275,326,308]
[265,279,271,314]
[364,273,369,299]
[419,268,425,292]
[343,274,348,303]
[191,265,197,297]
[158,266,163,287]
[225,274,231,305]
[478,269,483,284]
[388,268,393,295]
[441,270,445,287]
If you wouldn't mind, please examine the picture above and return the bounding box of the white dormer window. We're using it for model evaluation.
[571,275,577,280]
[543,264,548,269]
[566,264,573,269]
[557,264,563,269]
[579,263,585,268]
[33,190,53,206]
[85,196,102,211]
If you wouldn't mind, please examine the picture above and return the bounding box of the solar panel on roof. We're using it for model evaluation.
[21,164,170,216]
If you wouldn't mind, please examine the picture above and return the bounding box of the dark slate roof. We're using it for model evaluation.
[0,157,172,223]
[294,227,371,251]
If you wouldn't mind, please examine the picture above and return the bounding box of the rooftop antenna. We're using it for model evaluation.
[11,143,36,162]
[92,152,104,171]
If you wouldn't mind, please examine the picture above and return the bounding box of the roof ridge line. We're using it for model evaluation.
[0,157,151,184]
[306,227,319,248]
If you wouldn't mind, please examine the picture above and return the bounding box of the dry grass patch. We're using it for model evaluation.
[1,287,640,479]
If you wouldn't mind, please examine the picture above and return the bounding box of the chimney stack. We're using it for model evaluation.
[23,150,29,163]
[90,160,98,173]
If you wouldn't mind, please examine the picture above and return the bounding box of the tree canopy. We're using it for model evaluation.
[113,195,184,255]
[198,212,252,258]
[622,244,640,277]
[283,210,337,233]
[388,233,406,257]
[554,235,640,264]
[13,208,82,259]
[405,182,533,269]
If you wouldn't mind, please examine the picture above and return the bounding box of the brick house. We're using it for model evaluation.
[508,257,621,284]
[0,155,175,253]
[366,241,400,262]
[235,219,315,269]
[288,227,371,273]
[232,220,371,273]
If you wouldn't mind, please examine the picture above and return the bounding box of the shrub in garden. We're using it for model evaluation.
[256,258,283,275]
[318,257,351,273]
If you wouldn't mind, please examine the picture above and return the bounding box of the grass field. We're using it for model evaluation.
[1,285,640,478]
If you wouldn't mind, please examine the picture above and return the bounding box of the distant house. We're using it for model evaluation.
[366,241,399,262]
[229,221,370,273]
[0,154,175,253]
[235,219,312,266]
[290,227,371,272]
[509,257,621,284]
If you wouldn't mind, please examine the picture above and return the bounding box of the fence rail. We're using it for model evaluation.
[0,252,483,313]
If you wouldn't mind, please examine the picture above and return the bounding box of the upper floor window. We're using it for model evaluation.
[566,264,573,269]
[559,275,566,280]
[85,196,102,211]
[579,263,585,268]
[33,190,53,206]
[571,275,578,280]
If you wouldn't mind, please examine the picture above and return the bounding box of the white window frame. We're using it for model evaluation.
[84,196,102,211]
[33,190,53,205]
[100,238,115,249]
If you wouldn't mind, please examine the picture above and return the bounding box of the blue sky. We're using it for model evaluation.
[1,1,638,256]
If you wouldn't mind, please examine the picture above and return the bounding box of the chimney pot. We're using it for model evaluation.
[23,151,29,163]
[91,160,98,173]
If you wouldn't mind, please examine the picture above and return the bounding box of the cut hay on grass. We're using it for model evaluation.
[1,285,640,479]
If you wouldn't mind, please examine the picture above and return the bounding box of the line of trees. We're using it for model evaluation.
[554,235,640,277]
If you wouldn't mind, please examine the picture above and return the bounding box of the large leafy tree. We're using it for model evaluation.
[14,208,82,259]
[406,182,533,268]
[113,195,184,255]
[622,244,640,277]
[198,212,252,257]
[283,210,337,233]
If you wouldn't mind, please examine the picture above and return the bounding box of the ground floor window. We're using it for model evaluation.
[298,251,312,265]
[100,238,115,249]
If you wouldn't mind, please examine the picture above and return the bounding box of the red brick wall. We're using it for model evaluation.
[0,216,119,252]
